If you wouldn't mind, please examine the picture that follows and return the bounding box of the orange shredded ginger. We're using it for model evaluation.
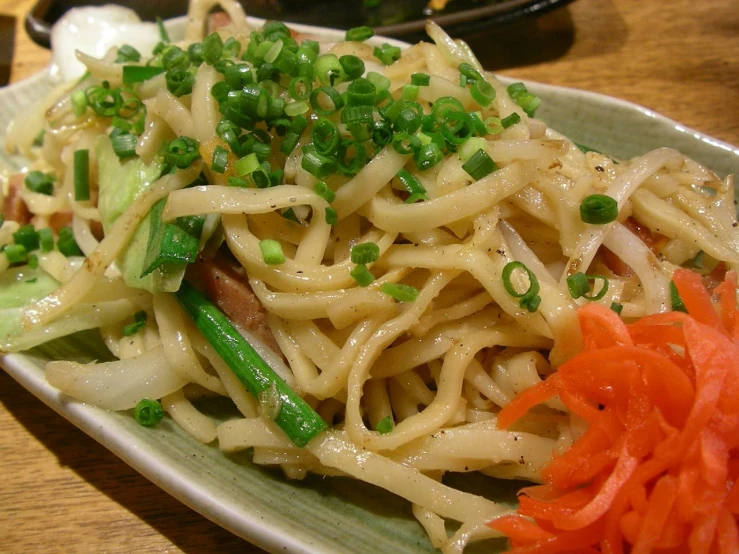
[489,269,739,554]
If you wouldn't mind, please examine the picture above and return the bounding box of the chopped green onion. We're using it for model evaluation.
[27,253,39,270]
[71,89,87,117]
[401,85,418,101]
[325,206,338,225]
[311,118,341,155]
[166,136,201,169]
[259,239,286,265]
[123,310,148,336]
[396,168,428,203]
[413,142,443,171]
[223,36,242,57]
[315,54,346,86]
[4,244,27,264]
[288,75,312,101]
[13,224,39,251]
[73,149,90,201]
[313,181,336,203]
[610,302,624,315]
[670,280,687,313]
[347,77,377,107]
[235,152,260,176]
[351,242,380,264]
[373,43,401,66]
[345,26,375,42]
[366,71,390,92]
[458,137,488,162]
[228,176,250,188]
[462,149,497,180]
[110,130,138,159]
[156,16,169,42]
[372,120,393,147]
[57,227,83,257]
[567,272,609,301]
[411,73,430,86]
[310,86,345,116]
[211,145,228,173]
[350,264,375,287]
[296,40,319,64]
[38,228,53,252]
[176,282,328,446]
[115,44,141,63]
[140,199,200,277]
[381,283,419,302]
[134,398,163,426]
[24,171,55,195]
[202,32,224,65]
[440,110,474,145]
[301,145,338,179]
[501,112,521,128]
[580,194,618,224]
[431,96,465,124]
[506,82,540,117]
[376,416,394,434]
[166,68,195,97]
[502,261,541,313]
[470,79,496,107]
[484,116,503,135]
[284,100,309,117]
[339,55,365,81]
[392,132,422,155]
[394,106,422,134]
[122,65,165,84]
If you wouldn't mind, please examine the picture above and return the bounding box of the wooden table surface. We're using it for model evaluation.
[0,1,737,553]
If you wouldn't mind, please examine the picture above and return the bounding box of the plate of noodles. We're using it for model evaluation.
[1,0,738,553]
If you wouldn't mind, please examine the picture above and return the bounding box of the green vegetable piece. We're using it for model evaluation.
[140,199,200,278]
[134,398,164,427]
[123,310,148,336]
[175,282,329,447]
[376,416,394,434]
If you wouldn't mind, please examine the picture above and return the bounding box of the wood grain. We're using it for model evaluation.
[0,1,737,553]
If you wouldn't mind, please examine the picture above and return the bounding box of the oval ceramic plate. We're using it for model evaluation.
[1,16,739,554]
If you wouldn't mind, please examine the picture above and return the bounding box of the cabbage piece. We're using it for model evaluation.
[95,135,188,293]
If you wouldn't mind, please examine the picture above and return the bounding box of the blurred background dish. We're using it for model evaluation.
[25,0,574,46]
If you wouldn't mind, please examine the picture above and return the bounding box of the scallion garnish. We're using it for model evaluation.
[134,398,164,427]
[502,261,541,312]
[311,118,341,155]
[123,310,148,336]
[345,26,375,42]
[506,82,541,117]
[411,73,430,86]
[313,181,336,203]
[38,228,53,252]
[57,227,83,257]
[176,282,328,446]
[122,65,165,84]
[301,145,338,179]
[325,207,338,225]
[24,171,55,195]
[376,416,394,434]
[414,142,443,171]
[166,68,195,97]
[566,272,609,301]
[202,32,224,65]
[501,113,521,128]
[211,145,228,173]
[310,86,345,116]
[351,242,380,264]
[315,54,346,86]
[373,43,401,66]
[396,168,428,203]
[462,149,497,180]
[110,130,137,159]
[339,54,366,81]
[580,194,618,224]
[13,224,39,251]
[156,16,169,42]
[381,283,419,302]
[610,302,624,315]
[73,149,90,201]
[27,253,39,270]
[140,199,200,277]
[259,239,286,265]
[4,244,27,264]
[470,79,496,107]
[115,44,141,63]
[366,71,390,92]
[670,280,687,313]
[71,89,87,117]
[166,136,201,169]
[350,264,375,287]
